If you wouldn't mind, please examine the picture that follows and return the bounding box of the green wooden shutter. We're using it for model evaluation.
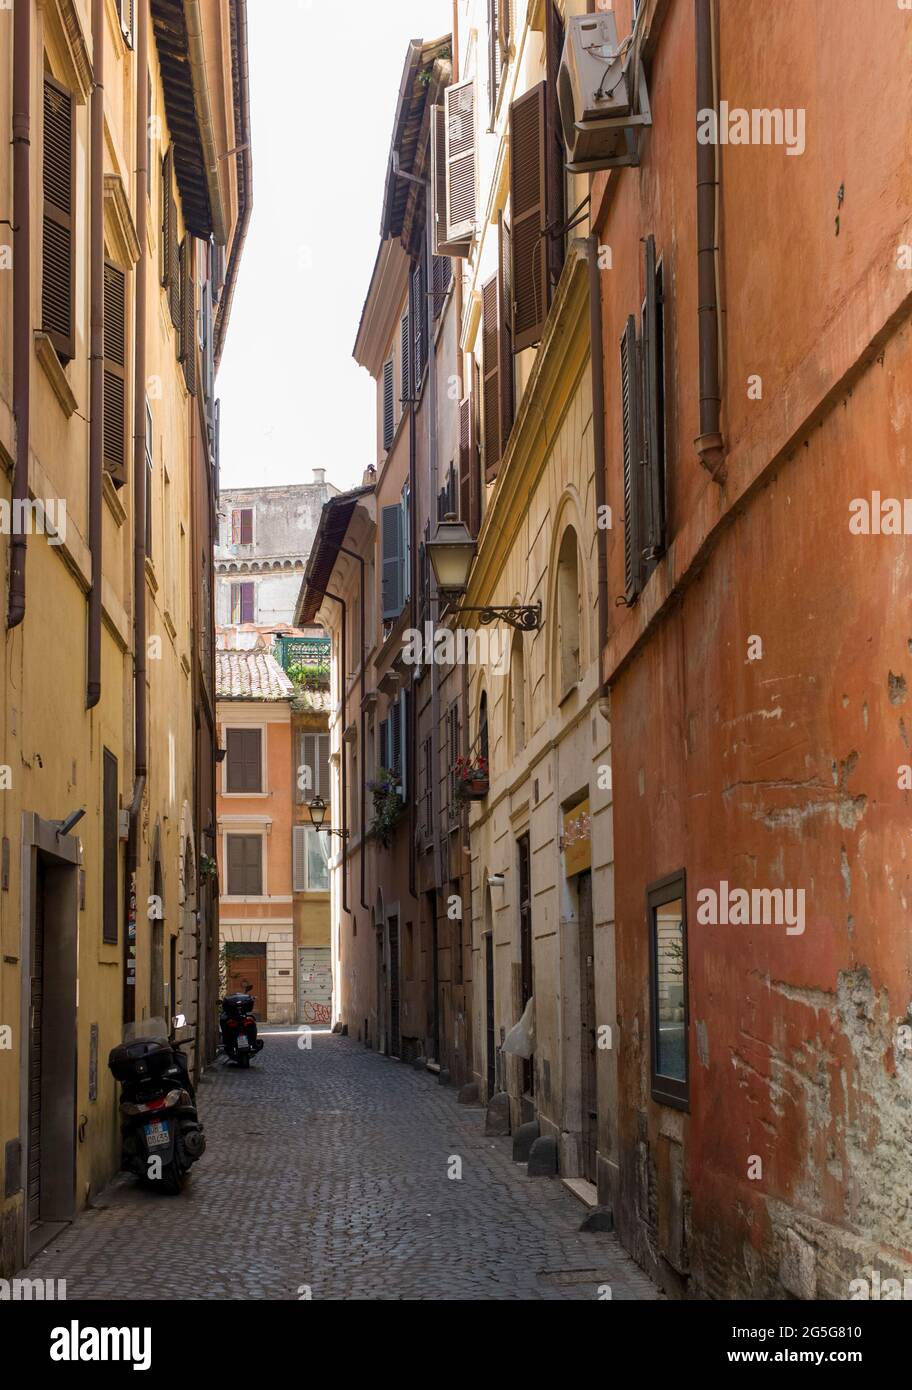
[103,261,127,485]
[42,76,76,361]
[382,359,395,449]
[381,504,403,619]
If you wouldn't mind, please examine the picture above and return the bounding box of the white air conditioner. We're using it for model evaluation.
[558,12,652,173]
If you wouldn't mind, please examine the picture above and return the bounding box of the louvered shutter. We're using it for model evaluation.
[161,149,171,288]
[239,508,253,545]
[293,826,307,892]
[180,237,196,394]
[301,733,316,799]
[391,697,402,783]
[497,213,514,456]
[378,717,389,774]
[444,79,477,244]
[481,274,500,482]
[432,105,471,257]
[621,315,643,604]
[240,582,255,623]
[488,0,502,122]
[103,262,127,484]
[641,235,665,560]
[459,370,481,537]
[231,509,241,544]
[432,256,451,319]
[382,359,394,449]
[545,2,567,294]
[120,0,135,47]
[400,312,410,408]
[399,691,409,798]
[400,482,411,604]
[510,82,548,352]
[381,504,403,619]
[168,192,180,330]
[42,77,76,362]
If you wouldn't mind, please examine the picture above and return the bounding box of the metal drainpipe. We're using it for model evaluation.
[325,591,348,916]
[695,0,725,479]
[8,0,31,630]
[583,235,610,690]
[87,0,104,707]
[407,290,418,904]
[338,544,368,912]
[125,0,149,1024]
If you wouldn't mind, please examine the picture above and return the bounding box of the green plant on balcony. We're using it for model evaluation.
[368,767,405,848]
[453,753,490,803]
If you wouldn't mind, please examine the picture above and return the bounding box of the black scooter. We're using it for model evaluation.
[108,1014,205,1195]
[219,992,264,1067]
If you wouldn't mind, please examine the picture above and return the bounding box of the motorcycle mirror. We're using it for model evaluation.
[173,1013,186,1029]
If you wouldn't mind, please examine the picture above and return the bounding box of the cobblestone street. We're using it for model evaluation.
[27,1031,659,1301]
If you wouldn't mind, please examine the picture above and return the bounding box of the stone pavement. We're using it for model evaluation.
[27,1030,660,1301]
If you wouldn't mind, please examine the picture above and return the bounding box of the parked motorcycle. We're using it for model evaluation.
[219,992,264,1068]
[108,1014,205,1195]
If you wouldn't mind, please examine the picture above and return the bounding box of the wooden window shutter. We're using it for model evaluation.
[391,696,402,782]
[544,1,567,295]
[432,256,451,320]
[497,213,515,455]
[432,104,470,257]
[488,0,502,123]
[509,82,548,352]
[302,732,316,798]
[160,148,173,289]
[641,234,666,561]
[293,826,307,893]
[444,78,477,244]
[620,314,643,604]
[381,503,403,619]
[102,261,127,485]
[378,718,389,772]
[464,362,482,535]
[180,237,196,394]
[399,691,409,798]
[481,273,501,481]
[102,748,119,944]
[382,359,394,449]
[231,509,241,544]
[400,312,410,408]
[120,0,135,48]
[459,406,471,533]
[400,481,411,604]
[239,508,253,545]
[42,76,76,362]
[318,733,331,805]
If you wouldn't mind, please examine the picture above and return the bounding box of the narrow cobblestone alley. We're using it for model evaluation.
[26,1032,658,1302]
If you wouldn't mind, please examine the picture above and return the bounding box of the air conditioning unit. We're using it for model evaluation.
[558,12,652,173]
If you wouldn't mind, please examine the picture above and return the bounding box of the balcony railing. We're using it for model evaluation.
[274,636,331,688]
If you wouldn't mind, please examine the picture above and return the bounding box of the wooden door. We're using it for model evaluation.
[578,871,597,1184]
[228,949,268,1019]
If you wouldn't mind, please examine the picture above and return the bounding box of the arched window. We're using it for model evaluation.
[557,526,581,696]
[511,633,526,754]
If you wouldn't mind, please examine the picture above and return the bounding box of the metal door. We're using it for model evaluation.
[297,946,332,1025]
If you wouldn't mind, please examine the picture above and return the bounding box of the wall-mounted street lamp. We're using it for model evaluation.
[426,516,541,631]
[307,795,349,841]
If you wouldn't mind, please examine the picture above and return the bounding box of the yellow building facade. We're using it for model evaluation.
[0,0,250,1274]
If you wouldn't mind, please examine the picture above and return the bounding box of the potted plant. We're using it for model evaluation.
[368,767,405,848]
[453,753,489,802]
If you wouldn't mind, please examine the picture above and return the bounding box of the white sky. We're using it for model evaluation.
[216,0,453,495]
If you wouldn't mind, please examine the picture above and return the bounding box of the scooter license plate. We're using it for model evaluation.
[144,1120,170,1147]
[237,1035,250,1049]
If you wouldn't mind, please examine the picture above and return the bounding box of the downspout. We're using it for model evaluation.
[339,544,368,912]
[325,591,348,916]
[87,0,104,706]
[694,0,725,479]
[584,235,610,691]
[407,294,418,903]
[8,0,31,630]
[183,0,228,248]
[125,0,149,1024]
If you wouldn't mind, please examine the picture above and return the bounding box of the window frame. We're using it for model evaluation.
[293,825,330,894]
[224,831,265,898]
[647,869,690,1111]
[223,725,266,797]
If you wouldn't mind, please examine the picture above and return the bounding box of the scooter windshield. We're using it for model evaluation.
[121,1018,169,1045]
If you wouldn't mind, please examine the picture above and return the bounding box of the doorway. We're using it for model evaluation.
[517,834,534,1100]
[388,914,400,1058]
[578,870,597,1184]
[485,932,496,1099]
[297,945,332,1025]
[21,817,79,1260]
[227,942,268,1018]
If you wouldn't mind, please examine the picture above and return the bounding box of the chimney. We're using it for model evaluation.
[312,467,326,486]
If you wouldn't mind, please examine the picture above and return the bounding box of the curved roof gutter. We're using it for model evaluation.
[183,0,228,247]
[214,0,251,368]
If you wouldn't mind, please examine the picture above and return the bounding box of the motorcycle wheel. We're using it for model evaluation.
[159,1161,184,1196]
[237,1051,251,1068]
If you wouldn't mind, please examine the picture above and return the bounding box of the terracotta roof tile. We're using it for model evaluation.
[215,650,294,701]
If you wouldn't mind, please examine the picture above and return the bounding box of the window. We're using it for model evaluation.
[42,75,76,362]
[481,213,513,481]
[422,736,433,837]
[487,0,510,122]
[648,872,689,1109]
[103,262,127,485]
[231,507,254,545]
[382,358,395,450]
[557,527,581,695]
[293,826,330,893]
[161,148,180,329]
[431,102,472,258]
[226,834,263,896]
[458,375,480,536]
[225,727,263,794]
[144,400,154,559]
[443,78,477,245]
[432,256,451,320]
[447,701,460,814]
[621,236,667,604]
[410,254,427,393]
[180,236,196,395]
[400,311,410,412]
[298,731,330,804]
[381,503,405,620]
[230,581,255,624]
[479,691,489,765]
[103,748,119,944]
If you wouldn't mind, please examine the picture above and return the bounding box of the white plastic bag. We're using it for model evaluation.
[502,996,535,1059]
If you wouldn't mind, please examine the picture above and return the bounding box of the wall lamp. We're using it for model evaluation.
[307,795,349,841]
[426,516,541,631]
